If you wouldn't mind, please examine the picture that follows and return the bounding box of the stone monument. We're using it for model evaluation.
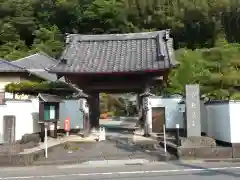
[185,84,201,137]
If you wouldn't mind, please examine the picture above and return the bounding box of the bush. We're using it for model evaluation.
[63,143,79,151]
[106,111,114,117]
[20,134,40,144]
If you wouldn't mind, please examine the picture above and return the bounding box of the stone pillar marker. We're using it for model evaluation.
[140,84,154,137]
[185,84,201,137]
[142,96,152,135]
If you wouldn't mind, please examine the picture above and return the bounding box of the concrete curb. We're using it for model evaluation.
[55,159,208,169]
[81,159,150,166]
[0,159,238,171]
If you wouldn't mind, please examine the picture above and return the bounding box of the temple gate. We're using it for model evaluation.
[49,30,177,137]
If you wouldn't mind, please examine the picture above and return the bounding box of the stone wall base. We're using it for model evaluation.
[0,143,58,166]
[160,141,240,159]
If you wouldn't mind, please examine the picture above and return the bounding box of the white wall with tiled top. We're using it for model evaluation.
[229,102,240,143]
[0,99,40,143]
[150,97,184,129]
[205,103,231,142]
[204,101,240,143]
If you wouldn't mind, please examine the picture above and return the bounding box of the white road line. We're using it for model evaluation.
[0,167,37,172]
[0,166,240,179]
[56,160,204,169]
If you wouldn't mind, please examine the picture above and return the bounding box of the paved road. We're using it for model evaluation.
[0,161,240,179]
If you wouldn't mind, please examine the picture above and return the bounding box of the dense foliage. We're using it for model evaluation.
[1,0,240,99]
[163,43,240,99]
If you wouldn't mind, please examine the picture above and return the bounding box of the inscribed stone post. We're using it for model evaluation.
[143,96,152,135]
[185,84,201,137]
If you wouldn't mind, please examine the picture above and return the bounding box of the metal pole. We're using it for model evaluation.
[163,124,167,153]
[44,127,48,158]
[176,124,180,147]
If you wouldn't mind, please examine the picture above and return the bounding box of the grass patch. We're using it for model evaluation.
[63,143,80,151]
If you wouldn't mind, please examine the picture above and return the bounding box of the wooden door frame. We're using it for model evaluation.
[151,106,166,132]
[3,115,16,143]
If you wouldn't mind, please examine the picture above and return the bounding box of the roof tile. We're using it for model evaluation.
[13,52,59,81]
[50,30,177,74]
[0,59,25,72]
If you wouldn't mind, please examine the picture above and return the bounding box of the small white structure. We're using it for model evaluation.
[0,99,40,143]
[0,98,86,144]
[98,127,106,141]
[202,101,240,143]
[59,99,85,130]
[150,97,184,129]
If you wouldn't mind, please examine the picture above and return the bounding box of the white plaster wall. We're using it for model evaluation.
[59,100,84,129]
[150,97,183,128]
[205,103,231,142]
[0,76,20,90]
[0,99,40,143]
[229,102,240,143]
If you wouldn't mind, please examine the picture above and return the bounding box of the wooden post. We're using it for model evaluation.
[44,126,48,158]
[88,92,100,132]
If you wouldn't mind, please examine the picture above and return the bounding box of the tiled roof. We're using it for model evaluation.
[13,52,59,81]
[49,30,177,74]
[0,59,26,72]
[38,93,62,102]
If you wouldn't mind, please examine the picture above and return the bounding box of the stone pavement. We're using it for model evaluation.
[32,132,174,165]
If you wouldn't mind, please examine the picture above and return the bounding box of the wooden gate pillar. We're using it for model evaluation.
[137,94,144,131]
[88,92,100,131]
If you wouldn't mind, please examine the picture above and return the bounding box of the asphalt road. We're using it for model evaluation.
[0,160,240,180]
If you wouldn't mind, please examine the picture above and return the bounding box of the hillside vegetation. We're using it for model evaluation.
[0,0,240,99]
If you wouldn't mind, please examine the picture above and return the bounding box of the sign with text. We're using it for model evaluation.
[185,84,201,137]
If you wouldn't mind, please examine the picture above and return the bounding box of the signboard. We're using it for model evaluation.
[44,105,56,121]
[185,84,201,137]
[49,105,56,119]
[64,118,70,132]
[178,104,185,112]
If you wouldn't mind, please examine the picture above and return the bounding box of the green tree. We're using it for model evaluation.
[162,48,210,96]
[30,26,64,58]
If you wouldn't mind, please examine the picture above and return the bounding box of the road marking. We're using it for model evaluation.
[56,160,205,169]
[0,167,37,172]
[57,161,167,169]
[0,166,240,179]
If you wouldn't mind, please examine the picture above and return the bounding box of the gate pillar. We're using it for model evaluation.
[88,92,100,131]
[140,85,153,137]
